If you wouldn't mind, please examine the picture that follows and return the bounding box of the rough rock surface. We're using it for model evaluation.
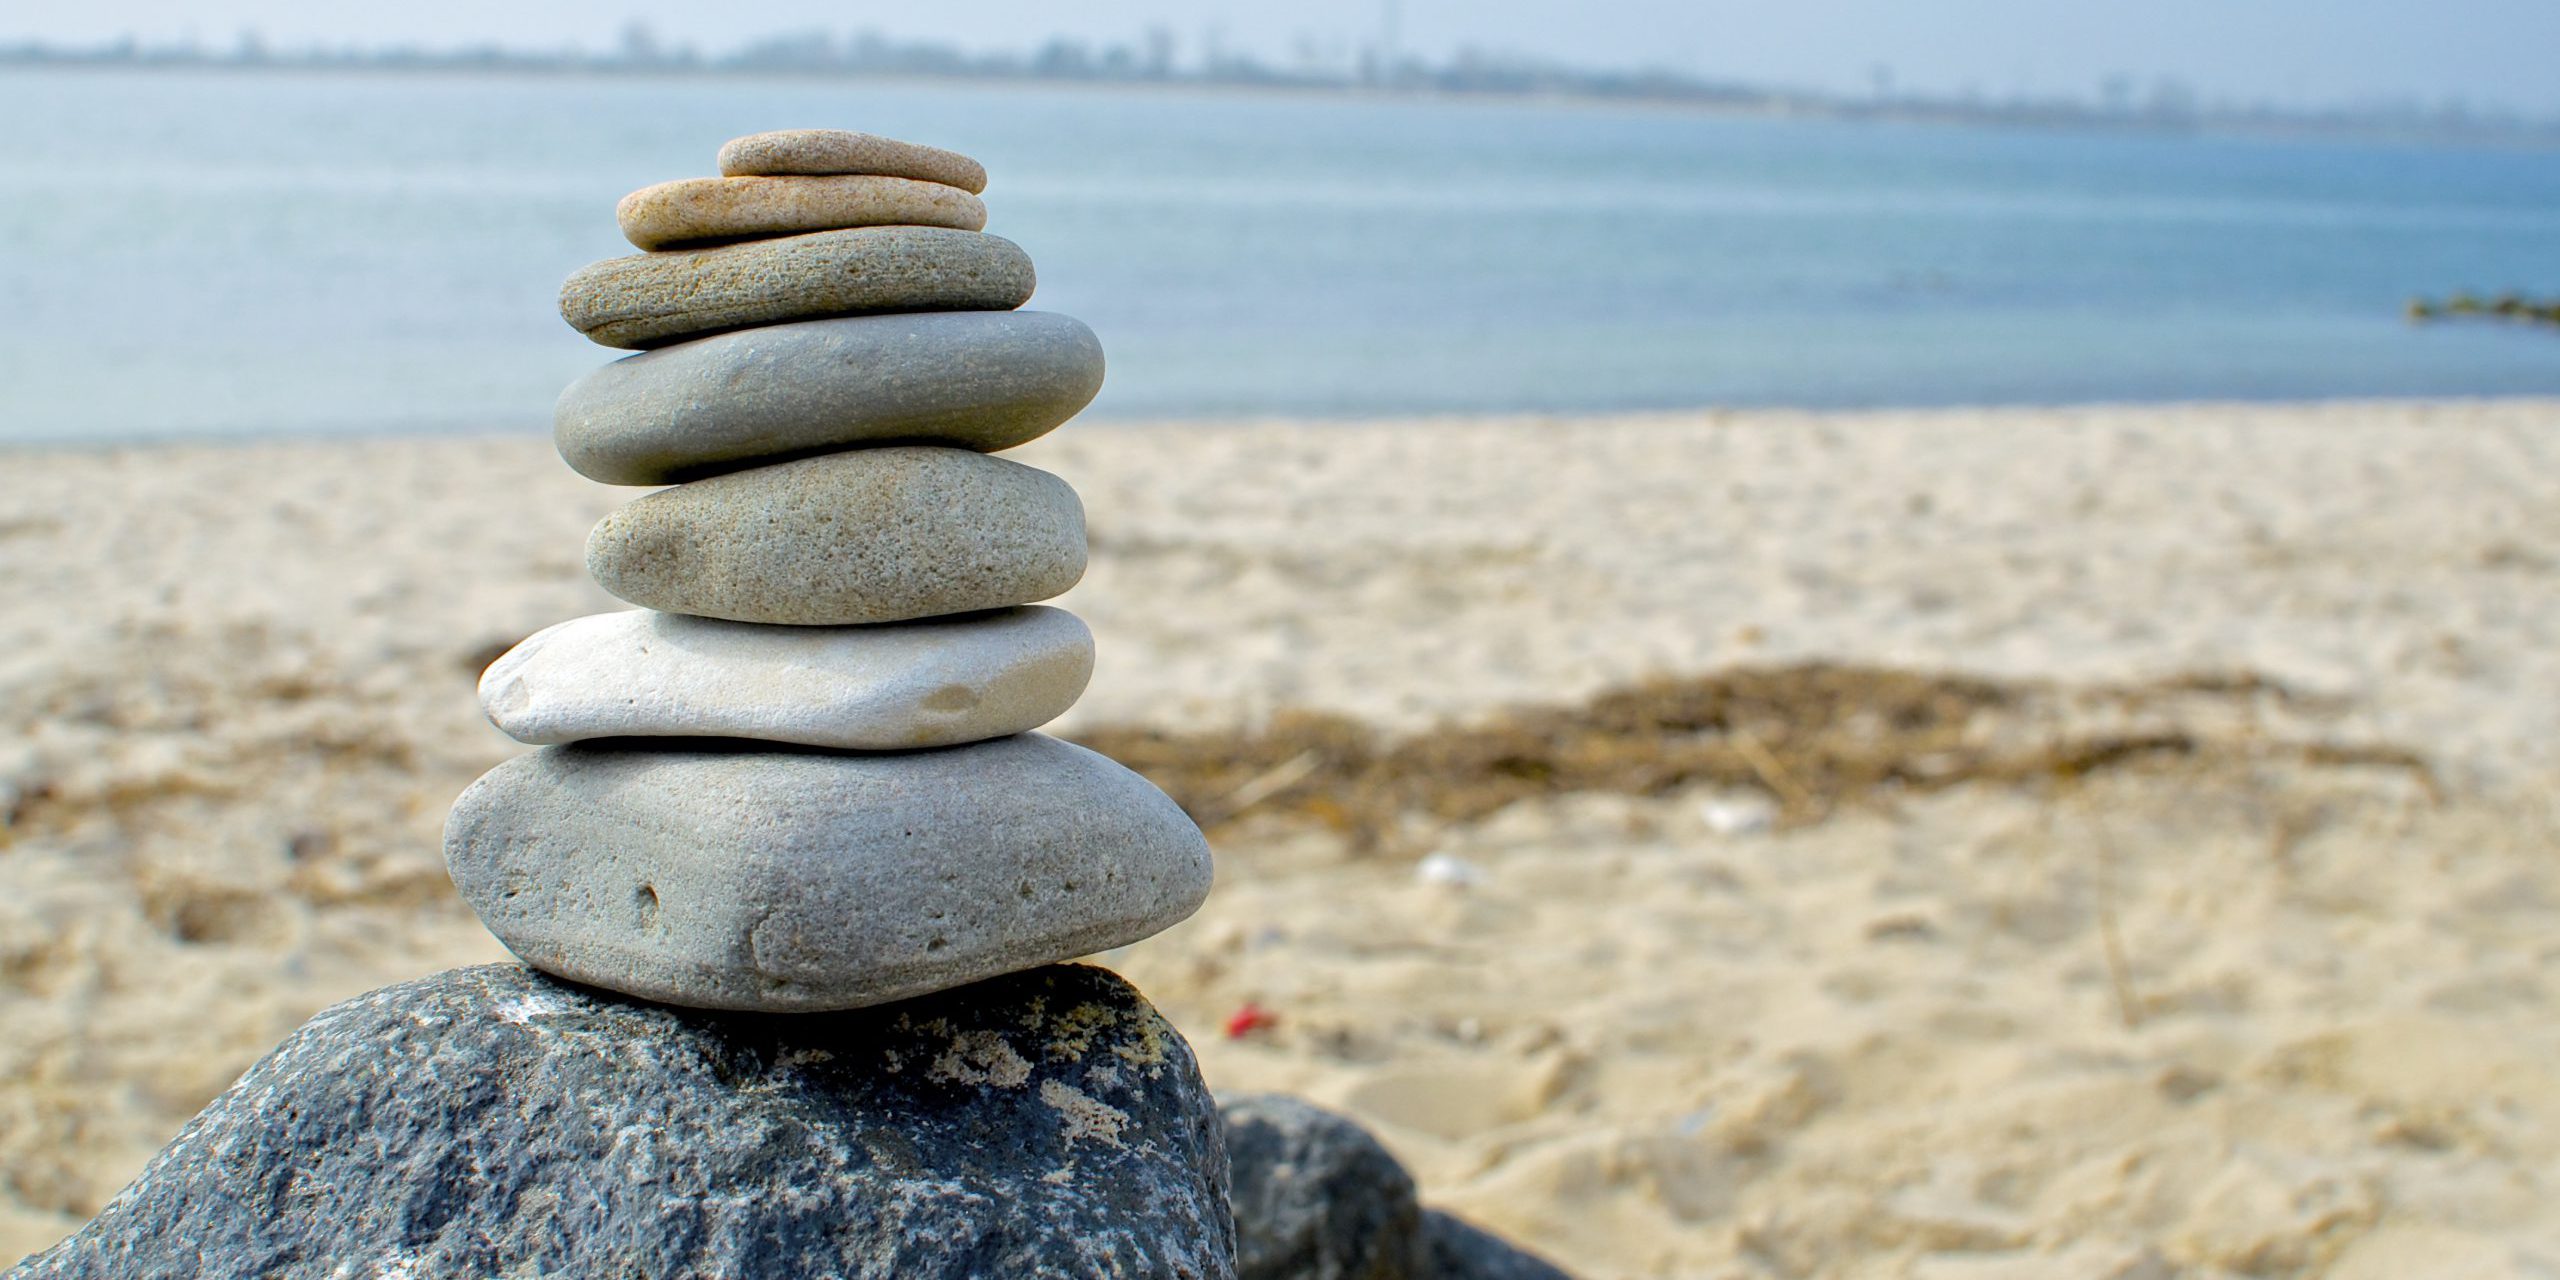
[444,735,1214,1011]
[560,227,1034,349]
[616,174,988,250]
[585,446,1086,626]
[554,311,1105,485]
[1221,1095,1573,1280]
[480,605,1094,750]
[6,964,1235,1280]
[1224,1094,1426,1280]
[719,128,989,193]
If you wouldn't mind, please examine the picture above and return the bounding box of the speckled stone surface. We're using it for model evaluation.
[718,129,989,194]
[560,227,1034,349]
[555,311,1105,485]
[479,606,1093,750]
[442,735,1214,1011]
[615,174,988,250]
[585,446,1086,626]
[5,963,1234,1280]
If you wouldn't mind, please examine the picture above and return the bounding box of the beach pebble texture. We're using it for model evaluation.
[615,174,988,251]
[718,128,989,194]
[442,736,1213,1012]
[479,606,1093,750]
[5,964,1234,1280]
[585,446,1086,626]
[560,226,1035,349]
[554,311,1105,485]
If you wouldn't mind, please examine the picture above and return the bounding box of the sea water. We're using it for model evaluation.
[5,67,2560,443]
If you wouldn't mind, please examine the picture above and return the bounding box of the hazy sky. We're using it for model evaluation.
[17,0,2560,114]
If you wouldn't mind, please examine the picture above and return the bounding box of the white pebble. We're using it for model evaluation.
[1700,796,1777,837]
[1414,853,1488,888]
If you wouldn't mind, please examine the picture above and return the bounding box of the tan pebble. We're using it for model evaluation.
[558,226,1034,349]
[718,129,988,193]
[614,174,987,251]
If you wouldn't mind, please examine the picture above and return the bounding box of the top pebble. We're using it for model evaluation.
[719,129,988,195]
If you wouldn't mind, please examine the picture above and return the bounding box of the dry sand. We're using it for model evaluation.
[4,400,2559,1277]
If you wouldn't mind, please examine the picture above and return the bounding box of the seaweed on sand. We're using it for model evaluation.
[1069,662,2433,854]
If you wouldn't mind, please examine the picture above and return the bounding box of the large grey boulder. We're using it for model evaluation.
[8,963,1235,1280]
[1221,1095,1572,1280]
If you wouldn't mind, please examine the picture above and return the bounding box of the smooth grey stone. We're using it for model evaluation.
[616,174,987,251]
[1220,1094,1576,1280]
[443,735,1213,1012]
[719,129,988,194]
[555,311,1105,485]
[479,606,1093,750]
[584,446,1086,626]
[6,963,1235,1280]
[559,227,1035,350]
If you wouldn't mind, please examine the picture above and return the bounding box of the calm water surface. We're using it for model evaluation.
[5,68,2560,442]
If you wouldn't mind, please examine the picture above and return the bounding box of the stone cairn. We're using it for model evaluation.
[7,129,1568,1280]
[447,128,1213,1013]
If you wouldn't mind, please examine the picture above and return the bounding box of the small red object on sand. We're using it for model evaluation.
[1224,1002,1277,1040]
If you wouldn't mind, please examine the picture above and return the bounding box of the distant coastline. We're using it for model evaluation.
[9,32,2556,150]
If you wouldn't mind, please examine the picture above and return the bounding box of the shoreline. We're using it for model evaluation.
[9,60,2555,153]
[6,398,2559,1275]
[6,392,2559,457]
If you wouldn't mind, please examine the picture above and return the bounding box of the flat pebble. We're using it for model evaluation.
[718,129,988,193]
[615,174,987,251]
[559,227,1034,349]
[479,606,1093,749]
[554,311,1104,485]
[442,735,1214,1011]
[585,446,1086,625]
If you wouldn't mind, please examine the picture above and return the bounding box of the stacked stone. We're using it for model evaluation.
[444,129,1213,1013]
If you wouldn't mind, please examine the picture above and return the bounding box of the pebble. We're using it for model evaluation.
[584,446,1086,625]
[1701,794,1778,836]
[554,311,1105,485]
[718,129,989,194]
[1414,853,1489,889]
[559,227,1034,349]
[616,174,988,251]
[479,606,1093,750]
[442,735,1215,1011]
[1222,1094,1577,1280]
[1224,1094,1426,1279]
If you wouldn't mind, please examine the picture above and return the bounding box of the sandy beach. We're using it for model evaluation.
[5,399,2559,1277]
